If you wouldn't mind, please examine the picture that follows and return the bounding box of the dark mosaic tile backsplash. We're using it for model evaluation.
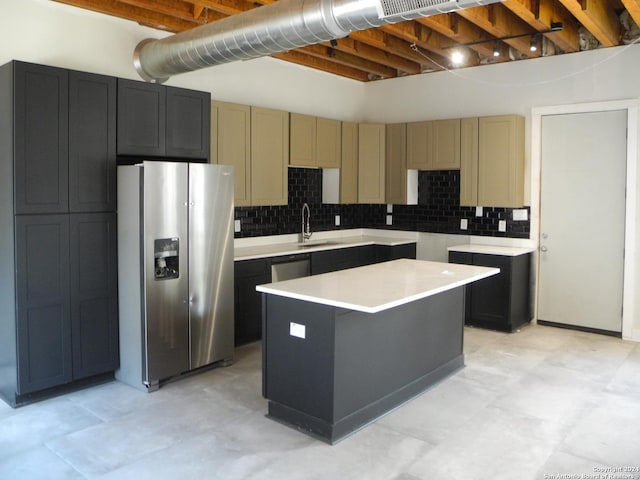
[234,168,530,239]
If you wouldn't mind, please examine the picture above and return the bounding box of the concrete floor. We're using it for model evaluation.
[1,324,639,480]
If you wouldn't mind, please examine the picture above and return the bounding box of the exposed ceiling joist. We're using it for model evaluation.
[557,0,621,46]
[51,0,633,82]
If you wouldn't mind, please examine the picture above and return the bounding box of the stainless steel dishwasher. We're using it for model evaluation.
[271,254,311,282]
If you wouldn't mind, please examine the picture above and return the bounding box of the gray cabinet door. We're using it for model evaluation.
[68,71,117,213]
[166,86,210,160]
[14,62,69,215]
[15,215,72,394]
[70,213,119,379]
[117,78,166,157]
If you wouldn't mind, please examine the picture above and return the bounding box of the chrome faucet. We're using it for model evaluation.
[301,203,312,242]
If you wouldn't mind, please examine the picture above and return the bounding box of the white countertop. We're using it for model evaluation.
[447,244,535,256]
[256,258,499,314]
[235,235,416,261]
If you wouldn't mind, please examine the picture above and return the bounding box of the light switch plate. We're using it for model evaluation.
[335,215,340,226]
[386,215,393,226]
[460,219,468,230]
[498,220,507,232]
[475,206,483,217]
[387,204,393,213]
[234,219,241,233]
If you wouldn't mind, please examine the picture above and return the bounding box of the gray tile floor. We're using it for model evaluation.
[1,323,639,480]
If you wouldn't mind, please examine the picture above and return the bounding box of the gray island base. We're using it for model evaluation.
[258,259,499,444]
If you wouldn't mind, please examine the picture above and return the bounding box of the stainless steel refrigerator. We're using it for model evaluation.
[116,161,234,391]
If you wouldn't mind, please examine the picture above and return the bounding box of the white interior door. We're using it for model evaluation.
[538,110,627,333]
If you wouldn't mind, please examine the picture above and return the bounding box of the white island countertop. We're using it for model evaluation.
[256,258,499,314]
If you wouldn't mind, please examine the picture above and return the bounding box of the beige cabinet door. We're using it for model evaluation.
[316,117,341,168]
[478,115,524,207]
[432,118,460,169]
[459,117,479,207]
[358,123,385,204]
[251,107,289,206]
[213,101,251,206]
[406,121,432,170]
[385,123,407,205]
[290,113,316,167]
[341,122,358,204]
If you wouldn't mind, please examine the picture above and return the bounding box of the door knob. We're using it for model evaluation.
[540,246,548,252]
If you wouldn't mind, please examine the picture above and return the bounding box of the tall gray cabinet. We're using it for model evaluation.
[0,61,118,406]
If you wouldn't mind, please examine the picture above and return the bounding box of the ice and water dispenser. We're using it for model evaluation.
[154,238,180,280]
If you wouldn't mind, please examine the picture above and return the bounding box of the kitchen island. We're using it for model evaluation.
[257,258,499,443]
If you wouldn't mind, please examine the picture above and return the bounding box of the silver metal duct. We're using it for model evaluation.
[134,0,503,83]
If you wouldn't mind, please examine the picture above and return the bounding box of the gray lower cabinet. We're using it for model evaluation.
[310,245,376,275]
[15,215,72,394]
[10,213,119,402]
[234,258,271,346]
[70,213,119,379]
[448,251,531,332]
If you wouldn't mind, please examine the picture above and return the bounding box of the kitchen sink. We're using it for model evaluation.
[297,240,341,247]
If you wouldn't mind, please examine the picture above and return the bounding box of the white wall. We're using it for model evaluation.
[0,0,365,121]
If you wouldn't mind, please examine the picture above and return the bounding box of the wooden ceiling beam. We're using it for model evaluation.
[188,0,254,17]
[557,0,621,46]
[502,0,580,52]
[328,38,422,75]
[52,0,203,31]
[272,50,370,81]
[117,0,204,24]
[299,44,398,78]
[621,0,640,28]
[417,14,502,58]
[382,22,452,57]
[456,4,543,57]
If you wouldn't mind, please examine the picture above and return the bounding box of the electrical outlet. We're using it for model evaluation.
[498,220,507,232]
[386,204,393,213]
[460,219,468,230]
[513,209,528,221]
[234,219,241,233]
[475,206,483,217]
[335,215,340,226]
[386,215,393,226]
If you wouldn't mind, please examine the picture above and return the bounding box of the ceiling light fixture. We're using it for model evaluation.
[530,36,538,52]
[493,41,500,57]
[451,50,465,65]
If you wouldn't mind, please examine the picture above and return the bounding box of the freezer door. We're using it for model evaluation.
[189,164,234,369]
[143,162,190,385]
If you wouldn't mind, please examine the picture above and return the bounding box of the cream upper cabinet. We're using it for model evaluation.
[316,117,341,168]
[406,121,432,170]
[407,119,460,170]
[460,114,524,207]
[358,123,385,204]
[290,113,316,167]
[432,119,461,169]
[385,123,407,205]
[211,101,251,206]
[341,122,358,204]
[478,115,524,207]
[459,117,479,207]
[251,107,289,206]
[290,114,341,168]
